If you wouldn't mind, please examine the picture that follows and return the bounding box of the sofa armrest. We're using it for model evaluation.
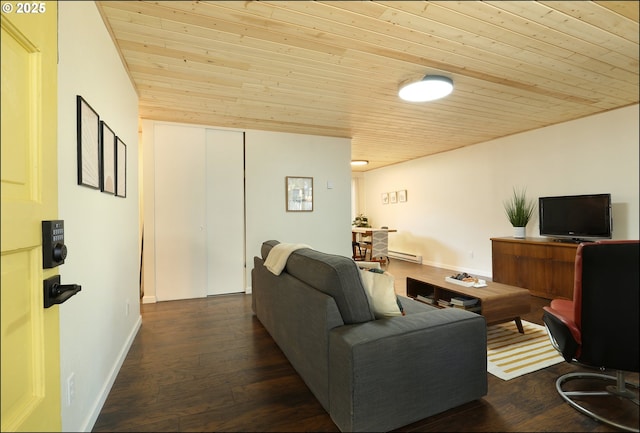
[252,256,344,411]
[329,308,487,432]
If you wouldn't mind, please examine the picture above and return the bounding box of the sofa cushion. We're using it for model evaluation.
[261,240,376,324]
[359,269,402,319]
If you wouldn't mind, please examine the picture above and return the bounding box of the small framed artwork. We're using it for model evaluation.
[286,176,313,211]
[100,121,116,194]
[389,191,398,204]
[381,192,389,205]
[115,137,127,198]
[398,189,407,203]
[77,95,100,189]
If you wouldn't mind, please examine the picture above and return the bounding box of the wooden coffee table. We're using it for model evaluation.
[406,266,530,333]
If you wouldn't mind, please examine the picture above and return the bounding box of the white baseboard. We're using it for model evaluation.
[142,295,157,304]
[84,316,142,432]
[388,250,423,264]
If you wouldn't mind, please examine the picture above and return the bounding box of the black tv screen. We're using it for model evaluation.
[538,193,612,241]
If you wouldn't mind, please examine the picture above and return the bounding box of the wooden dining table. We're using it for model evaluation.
[351,227,397,242]
[351,227,397,261]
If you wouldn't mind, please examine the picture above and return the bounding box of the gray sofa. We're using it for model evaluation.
[251,240,488,432]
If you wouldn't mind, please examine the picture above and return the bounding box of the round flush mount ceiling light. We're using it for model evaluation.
[398,75,454,102]
[350,160,369,166]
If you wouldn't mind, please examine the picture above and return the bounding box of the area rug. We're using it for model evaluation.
[487,319,565,380]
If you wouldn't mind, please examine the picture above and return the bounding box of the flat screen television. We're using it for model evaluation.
[538,193,612,242]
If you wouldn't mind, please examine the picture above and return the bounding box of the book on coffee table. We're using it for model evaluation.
[416,294,434,304]
[452,304,481,313]
[437,299,452,307]
[450,296,478,307]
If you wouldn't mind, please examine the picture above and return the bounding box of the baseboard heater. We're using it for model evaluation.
[388,250,423,264]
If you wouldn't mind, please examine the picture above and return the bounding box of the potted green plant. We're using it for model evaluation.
[503,187,536,238]
[352,214,370,227]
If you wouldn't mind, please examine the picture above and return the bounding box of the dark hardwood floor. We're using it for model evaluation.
[93,260,639,432]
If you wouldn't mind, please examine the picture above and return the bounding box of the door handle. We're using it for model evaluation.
[43,275,81,308]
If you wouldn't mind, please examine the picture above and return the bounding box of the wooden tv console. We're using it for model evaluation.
[406,267,530,333]
[491,237,578,300]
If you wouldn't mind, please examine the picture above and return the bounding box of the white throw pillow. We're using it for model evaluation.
[359,269,402,318]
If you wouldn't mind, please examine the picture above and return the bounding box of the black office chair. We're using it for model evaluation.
[542,240,639,432]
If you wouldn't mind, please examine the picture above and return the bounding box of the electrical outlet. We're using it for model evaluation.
[67,373,75,406]
[125,300,130,317]
[468,250,474,259]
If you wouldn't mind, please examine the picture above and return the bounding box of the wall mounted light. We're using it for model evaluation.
[351,160,369,166]
[398,75,453,102]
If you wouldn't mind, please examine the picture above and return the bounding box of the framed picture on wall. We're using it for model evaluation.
[115,137,127,198]
[381,192,389,204]
[100,121,116,194]
[77,95,101,189]
[389,191,397,204]
[398,189,407,203]
[286,176,313,211]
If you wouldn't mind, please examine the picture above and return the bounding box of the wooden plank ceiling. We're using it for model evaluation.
[97,1,639,171]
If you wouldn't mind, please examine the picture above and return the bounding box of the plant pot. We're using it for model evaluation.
[513,226,526,239]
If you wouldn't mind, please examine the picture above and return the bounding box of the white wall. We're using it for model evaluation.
[361,104,639,277]
[58,2,140,431]
[142,122,352,301]
[245,130,353,285]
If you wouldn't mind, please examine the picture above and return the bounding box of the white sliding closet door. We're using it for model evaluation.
[154,124,207,301]
[206,129,245,295]
[152,123,245,301]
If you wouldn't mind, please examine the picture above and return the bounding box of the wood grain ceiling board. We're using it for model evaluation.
[96,1,639,171]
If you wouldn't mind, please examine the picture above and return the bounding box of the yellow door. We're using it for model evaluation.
[1,2,60,431]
